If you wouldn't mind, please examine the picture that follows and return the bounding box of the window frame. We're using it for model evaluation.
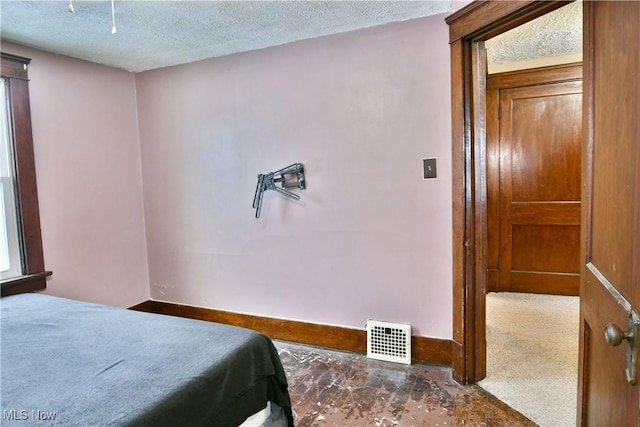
[1,77,24,279]
[0,52,51,296]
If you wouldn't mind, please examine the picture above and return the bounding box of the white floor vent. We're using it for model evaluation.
[365,320,411,365]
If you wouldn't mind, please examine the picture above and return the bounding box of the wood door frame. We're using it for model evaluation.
[445,0,575,384]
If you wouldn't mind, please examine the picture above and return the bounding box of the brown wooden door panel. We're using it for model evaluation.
[510,201,581,224]
[578,1,640,425]
[511,224,580,272]
[508,93,582,202]
[581,265,635,426]
[499,81,582,295]
[508,271,578,295]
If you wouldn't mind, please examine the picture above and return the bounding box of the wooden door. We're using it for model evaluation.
[498,81,582,295]
[578,1,640,425]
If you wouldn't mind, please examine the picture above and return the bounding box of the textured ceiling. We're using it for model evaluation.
[0,0,454,72]
[1,1,582,73]
[485,0,582,65]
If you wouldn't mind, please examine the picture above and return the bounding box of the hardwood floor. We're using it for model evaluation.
[275,341,535,427]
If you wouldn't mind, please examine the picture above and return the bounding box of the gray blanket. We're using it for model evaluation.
[0,294,293,426]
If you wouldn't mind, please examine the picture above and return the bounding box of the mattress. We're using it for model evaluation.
[0,293,293,426]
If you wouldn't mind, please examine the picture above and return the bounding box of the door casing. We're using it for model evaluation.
[445,0,575,384]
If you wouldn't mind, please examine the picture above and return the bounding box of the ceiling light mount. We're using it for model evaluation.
[111,0,117,34]
[66,0,117,35]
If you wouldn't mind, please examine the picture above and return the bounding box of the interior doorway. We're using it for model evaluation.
[473,4,583,425]
[445,0,583,388]
[479,56,583,425]
[444,3,582,425]
[449,1,640,425]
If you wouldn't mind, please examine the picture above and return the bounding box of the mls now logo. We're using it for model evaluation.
[32,410,57,421]
[4,409,57,421]
[3,410,28,420]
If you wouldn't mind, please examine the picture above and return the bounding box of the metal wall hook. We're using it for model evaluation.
[252,163,305,218]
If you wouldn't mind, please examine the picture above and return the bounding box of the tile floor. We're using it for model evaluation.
[275,341,536,427]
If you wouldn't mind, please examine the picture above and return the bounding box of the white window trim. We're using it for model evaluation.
[0,78,23,280]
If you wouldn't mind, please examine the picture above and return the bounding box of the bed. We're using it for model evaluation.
[0,293,294,427]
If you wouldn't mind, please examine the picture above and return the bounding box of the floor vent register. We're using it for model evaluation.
[365,320,411,365]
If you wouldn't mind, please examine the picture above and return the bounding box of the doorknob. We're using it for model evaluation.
[605,323,634,346]
[604,311,640,385]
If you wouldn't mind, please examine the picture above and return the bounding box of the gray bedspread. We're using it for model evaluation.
[0,294,293,427]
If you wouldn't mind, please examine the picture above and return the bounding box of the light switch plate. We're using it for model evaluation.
[423,158,437,179]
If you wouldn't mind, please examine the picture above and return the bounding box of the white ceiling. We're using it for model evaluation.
[485,0,582,65]
[0,0,454,72]
[0,1,582,74]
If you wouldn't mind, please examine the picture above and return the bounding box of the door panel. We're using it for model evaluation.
[511,224,580,272]
[509,94,582,202]
[578,1,640,425]
[581,265,634,426]
[499,82,582,295]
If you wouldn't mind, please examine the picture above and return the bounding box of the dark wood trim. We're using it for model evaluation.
[486,85,500,293]
[507,271,580,295]
[577,4,593,422]
[0,271,51,296]
[487,62,582,90]
[446,0,577,384]
[471,40,489,382]
[412,335,452,366]
[0,53,30,80]
[449,36,469,383]
[0,52,49,296]
[135,300,452,366]
[446,1,572,44]
[11,78,45,274]
[128,300,152,312]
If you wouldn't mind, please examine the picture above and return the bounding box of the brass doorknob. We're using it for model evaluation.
[605,323,634,346]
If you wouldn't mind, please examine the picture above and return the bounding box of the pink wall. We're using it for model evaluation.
[136,15,453,339]
[2,42,150,308]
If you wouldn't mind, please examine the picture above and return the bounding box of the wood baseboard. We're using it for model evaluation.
[130,300,452,366]
[129,300,151,312]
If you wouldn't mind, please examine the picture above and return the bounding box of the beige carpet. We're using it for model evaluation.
[479,292,580,427]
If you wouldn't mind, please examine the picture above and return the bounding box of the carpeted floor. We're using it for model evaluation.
[479,292,580,427]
